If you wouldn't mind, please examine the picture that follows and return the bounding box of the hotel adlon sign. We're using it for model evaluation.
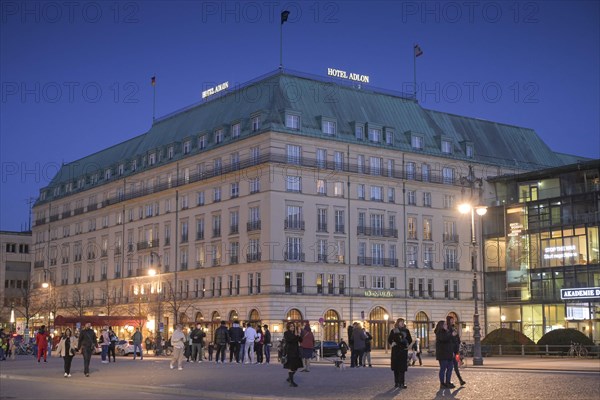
[560,287,600,301]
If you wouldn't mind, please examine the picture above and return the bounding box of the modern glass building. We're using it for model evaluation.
[483,160,600,343]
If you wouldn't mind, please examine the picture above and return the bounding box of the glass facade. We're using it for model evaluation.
[483,162,600,343]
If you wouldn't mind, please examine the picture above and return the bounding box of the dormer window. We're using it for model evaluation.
[286,114,300,130]
[78,178,85,188]
[322,120,336,135]
[355,125,364,141]
[251,116,261,132]
[54,186,61,196]
[368,127,381,143]
[198,135,207,150]
[215,129,223,144]
[168,146,174,159]
[441,139,452,154]
[411,135,423,150]
[104,169,112,180]
[231,123,240,138]
[466,143,474,158]
[148,153,156,166]
[183,141,191,154]
[118,164,124,175]
[385,129,394,145]
[132,160,137,171]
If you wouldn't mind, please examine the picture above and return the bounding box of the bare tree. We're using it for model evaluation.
[16,284,47,329]
[68,288,86,317]
[161,280,195,329]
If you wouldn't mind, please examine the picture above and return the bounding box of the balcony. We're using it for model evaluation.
[443,233,459,242]
[284,219,305,230]
[229,225,239,235]
[407,232,418,241]
[247,220,261,232]
[212,229,221,238]
[230,255,239,264]
[137,239,159,251]
[443,261,459,270]
[317,223,328,233]
[247,253,261,262]
[284,252,305,262]
[317,254,328,263]
[357,256,398,267]
[356,226,398,238]
[334,225,345,234]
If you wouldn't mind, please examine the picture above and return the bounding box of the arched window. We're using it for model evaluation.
[369,306,389,321]
[248,309,260,322]
[229,310,239,321]
[211,311,221,321]
[286,308,303,321]
[368,306,391,350]
[180,313,189,324]
[194,312,204,322]
[323,309,340,341]
[414,311,430,349]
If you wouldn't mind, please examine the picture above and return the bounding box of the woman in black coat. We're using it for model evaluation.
[388,317,412,389]
[435,320,457,389]
[283,322,303,387]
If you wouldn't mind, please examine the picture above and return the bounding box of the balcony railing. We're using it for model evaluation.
[317,254,328,263]
[356,226,398,238]
[230,255,239,264]
[284,252,305,262]
[284,219,305,230]
[247,220,261,231]
[230,225,239,235]
[317,223,328,232]
[357,256,398,267]
[444,261,459,270]
[334,225,345,234]
[247,253,261,262]
[443,233,459,242]
[137,239,159,251]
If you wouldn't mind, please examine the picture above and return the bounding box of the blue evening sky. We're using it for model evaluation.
[1,0,599,231]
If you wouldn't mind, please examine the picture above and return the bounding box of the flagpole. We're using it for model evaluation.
[279,21,283,69]
[413,46,417,99]
[152,75,156,123]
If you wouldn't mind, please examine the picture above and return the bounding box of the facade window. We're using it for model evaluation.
[213,187,221,202]
[428,279,434,297]
[359,275,367,288]
[167,146,174,159]
[418,278,425,298]
[334,210,345,234]
[197,191,205,206]
[196,218,204,240]
[423,192,432,207]
[423,218,432,241]
[316,273,323,294]
[453,280,459,299]
[407,244,418,268]
[442,139,452,154]
[336,240,345,263]
[409,278,415,297]
[214,158,222,174]
[442,167,454,184]
[370,156,382,175]
[406,162,416,180]
[317,208,327,232]
[230,182,239,198]
[357,184,365,200]
[317,239,328,262]
[286,237,303,261]
[118,164,124,175]
[316,148,327,168]
[286,176,302,192]
[285,272,292,293]
[251,146,260,164]
[230,152,240,170]
[370,186,383,201]
[334,151,344,170]
[408,217,418,240]
[407,190,416,205]
[443,194,455,209]
[286,144,301,165]
[286,114,300,129]
[424,245,434,268]
[296,272,304,293]
[198,135,207,149]
[411,135,423,150]
[250,177,260,194]
[229,211,239,234]
[231,123,241,138]
[385,129,394,145]
[387,188,395,203]
[390,276,397,289]
[338,274,345,294]
[466,144,474,158]
[334,182,344,197]
[317,179,327,195]
[251,116,260,132]
[422,163,430,182]
[322,120,336,135]
[357,154,365,173]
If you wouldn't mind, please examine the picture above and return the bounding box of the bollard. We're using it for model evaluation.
[522,345,525,356]
[546,344,549,356]
[499,344,502,356]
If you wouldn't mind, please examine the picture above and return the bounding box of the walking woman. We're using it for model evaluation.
[388,317,412,389]
[435,320,457,389]
[299,322,314,372]
[56,328,78,377]
[446,315,466,385]
[283,322,303,387]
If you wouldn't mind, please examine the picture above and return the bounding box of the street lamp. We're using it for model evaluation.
[384,314,389,353]
[501,314,506,328]
[459,165,487,366]
[149,252,162,348]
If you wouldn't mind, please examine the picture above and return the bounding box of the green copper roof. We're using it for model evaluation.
[39,69,576,204]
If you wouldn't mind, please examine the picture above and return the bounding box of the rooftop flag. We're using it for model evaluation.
[281,10,290,24]
[414,44,423,58]
[151,76,156,86]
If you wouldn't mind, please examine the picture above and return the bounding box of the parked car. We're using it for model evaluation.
[116,340,142,356]
[314,340,342,358]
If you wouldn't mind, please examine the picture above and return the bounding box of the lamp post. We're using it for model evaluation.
[459,165,487,366]
[501,314,506,328]
[149,252,162,349]
[384,314,389,353]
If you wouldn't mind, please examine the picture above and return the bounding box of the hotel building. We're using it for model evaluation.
[30,70,584,348]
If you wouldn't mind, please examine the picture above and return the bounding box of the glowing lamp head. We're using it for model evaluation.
[41,282,49,289]
[458,203,472,214]
[476,206,488,216]
[148,268,157,277]
[383,314,389,321]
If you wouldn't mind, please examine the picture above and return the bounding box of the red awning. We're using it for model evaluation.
[54,315,146,327]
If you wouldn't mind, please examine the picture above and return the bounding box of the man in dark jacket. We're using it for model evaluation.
[263,324,272,364]
[190,323,205,362]
[214,321,229,363]
[76,323,98,377]
[228,321,244,363]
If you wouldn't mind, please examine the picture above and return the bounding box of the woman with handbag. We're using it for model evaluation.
[282,322,303,387]
[56,328,78,377]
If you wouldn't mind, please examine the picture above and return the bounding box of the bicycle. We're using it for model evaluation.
[567,341,588,358]
[15,342,34,355]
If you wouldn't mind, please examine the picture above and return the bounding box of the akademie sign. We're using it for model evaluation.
[560,287,600,301]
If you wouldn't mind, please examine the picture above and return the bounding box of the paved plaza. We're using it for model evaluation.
[1,350,599,400]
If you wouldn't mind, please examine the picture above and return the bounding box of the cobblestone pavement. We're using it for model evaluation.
[1,352,599,400]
